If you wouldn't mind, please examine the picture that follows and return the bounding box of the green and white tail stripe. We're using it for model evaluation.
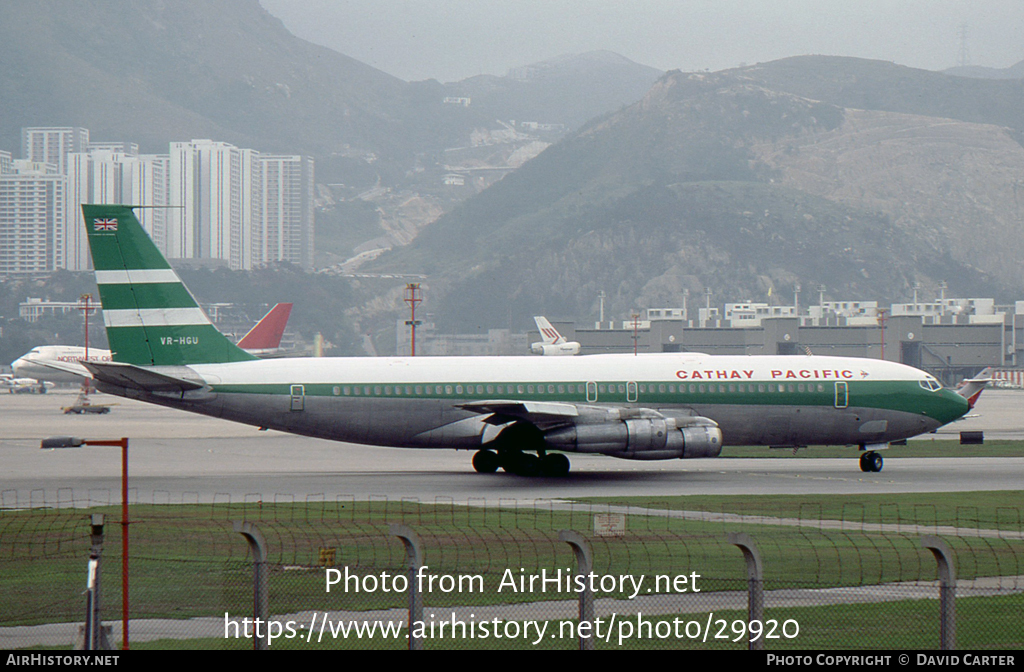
[83,204,257,366]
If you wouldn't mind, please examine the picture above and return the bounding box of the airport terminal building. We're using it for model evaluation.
[528,297,1024,387]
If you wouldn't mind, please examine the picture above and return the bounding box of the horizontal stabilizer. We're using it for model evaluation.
[82,361,206,393]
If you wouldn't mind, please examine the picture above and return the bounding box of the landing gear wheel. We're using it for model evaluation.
[472,449,499,473]
[869,452,883,472]
[860,451,883,473]
[514,453,541,477]
[540,453,570,477]
[501,452,541,476]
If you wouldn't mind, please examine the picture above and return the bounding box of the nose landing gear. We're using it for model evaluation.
[859,451,884,473]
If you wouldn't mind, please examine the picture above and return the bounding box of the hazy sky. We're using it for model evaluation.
[259,0,1024,82]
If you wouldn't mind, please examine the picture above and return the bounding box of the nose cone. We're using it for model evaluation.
[936,389,970,426]
[11,355,29,377]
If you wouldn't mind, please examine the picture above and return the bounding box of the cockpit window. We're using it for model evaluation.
[919,378,942,391]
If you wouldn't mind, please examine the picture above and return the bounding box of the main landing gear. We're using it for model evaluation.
[471,449,570,477]
[859,451,884,473]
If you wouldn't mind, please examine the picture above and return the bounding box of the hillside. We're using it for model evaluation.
[445,51,663,130]
[0,0,411,157]
[372,59,1024,332]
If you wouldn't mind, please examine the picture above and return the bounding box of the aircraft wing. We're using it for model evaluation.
[82,361,206,393]
[456,399,579,426]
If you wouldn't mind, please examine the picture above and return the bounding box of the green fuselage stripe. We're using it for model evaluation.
[209,379,960,422]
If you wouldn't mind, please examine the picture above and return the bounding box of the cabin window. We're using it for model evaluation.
[374,386,382,395]
[435,386,443,395]
[558,385,565,394]
[343,387,351,395]
[385,386,392,395]
[658,384,666,394]
[689,384,696,393]
[547,385,554,394]
[518,385,525,394]
[486,385,494,394]
[455,385,463,394]
[445,385,453,395]
[699,384,706,393]
[599,385,606,393]
[797,384,805,393]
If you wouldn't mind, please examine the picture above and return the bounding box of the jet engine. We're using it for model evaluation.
[543,417,722,460]
[530,342,581,356]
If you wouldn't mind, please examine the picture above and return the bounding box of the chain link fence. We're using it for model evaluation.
[1,490,1021,650]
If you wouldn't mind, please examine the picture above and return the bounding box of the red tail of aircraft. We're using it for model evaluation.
[237,303,293,353]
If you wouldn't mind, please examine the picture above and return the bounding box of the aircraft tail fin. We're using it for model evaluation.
[533,316,566,344]
[237,303,292,351]
[82,204,258,367]
[956,366,992,409]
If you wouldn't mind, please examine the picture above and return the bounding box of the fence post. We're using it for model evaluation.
[233,521,269,650]
[727,532,764,651]
[922,535,956,650]
[79,514,113,650]
[559,530,595,650]
[390,524,424,650]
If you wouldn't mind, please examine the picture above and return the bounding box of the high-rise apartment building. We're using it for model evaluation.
[13,129,315,273]
[21,127,90,175]
[0,161,65,276]
[0,150,11,175]
[64,149,169,270]
[261,155,314,270]
[168,140,263,269]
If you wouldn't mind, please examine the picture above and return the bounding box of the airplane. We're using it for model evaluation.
[11,303,294,383]
[0,374,54,394]
[74,204,976,477]
[531,317,581,356]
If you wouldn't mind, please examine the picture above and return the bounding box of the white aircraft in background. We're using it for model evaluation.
[531,316,581,356]
[10,302,294,383]
[0,373,54,394]
[69,204,980,477]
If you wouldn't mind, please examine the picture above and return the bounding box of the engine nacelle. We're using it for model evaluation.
[543,418,722,460]
[530,342,581,356]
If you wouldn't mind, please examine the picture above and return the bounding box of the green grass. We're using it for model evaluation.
[3,495,1023,634]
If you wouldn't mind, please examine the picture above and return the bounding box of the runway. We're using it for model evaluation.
[2,388,1022,506]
